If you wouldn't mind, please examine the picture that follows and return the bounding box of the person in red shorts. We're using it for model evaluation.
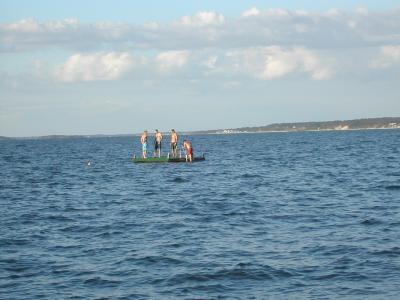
[183,140,193,162]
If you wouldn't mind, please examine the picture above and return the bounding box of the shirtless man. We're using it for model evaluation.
[183,139,193,162]
[140,130,148,158]
[170,129,179,157]
[154,129,163,157]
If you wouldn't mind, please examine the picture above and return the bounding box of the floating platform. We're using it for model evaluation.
[133,155,205,163]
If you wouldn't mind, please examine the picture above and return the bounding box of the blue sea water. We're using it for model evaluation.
[1,130,400,299]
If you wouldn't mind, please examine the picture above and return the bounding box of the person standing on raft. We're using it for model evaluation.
[170,129,179,157]
[183,140,193,162]
[154,129,163,157]
[141,130,148,158]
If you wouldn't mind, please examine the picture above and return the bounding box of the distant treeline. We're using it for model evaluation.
[194,117,400,134]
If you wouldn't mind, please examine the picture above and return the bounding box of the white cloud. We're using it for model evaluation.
[2,9,400,81]
[3,18,79,33]
[262,49,298,79]
[155,50,189,71]
[261,8,291,18]
[0,18,81,51]
[355,7,369,16]
[50,47,333,83]
[203,55,218,69]
[55,52,133,82]
[143,21,160,30]
[50,48,332,82]
[242,7,260,17]
[371,45,400,69]
[226,47,333,80]
[4,19,41,32]
[382,45,400,60]
[179,11,225,27]
[1,9,399,52]
[94,22,130,39]
[325,8,343,18]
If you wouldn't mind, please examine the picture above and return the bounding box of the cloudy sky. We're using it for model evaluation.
[1,0,400,137]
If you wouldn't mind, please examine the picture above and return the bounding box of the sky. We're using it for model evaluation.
[0,1,400,137]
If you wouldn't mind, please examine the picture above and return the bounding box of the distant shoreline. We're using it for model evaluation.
[193,127,392,134]
[204,126,400,135]
[1,117,399,140]
[193,117,400,135]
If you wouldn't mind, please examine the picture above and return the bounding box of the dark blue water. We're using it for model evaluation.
[1,130,400,299]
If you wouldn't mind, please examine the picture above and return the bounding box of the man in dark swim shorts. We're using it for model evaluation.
[170,129,179,157]
[154,129,163,157]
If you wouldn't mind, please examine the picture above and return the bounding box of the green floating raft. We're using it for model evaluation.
[133,154,205,163]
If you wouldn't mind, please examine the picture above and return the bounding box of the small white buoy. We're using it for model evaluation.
[87,161,91,166]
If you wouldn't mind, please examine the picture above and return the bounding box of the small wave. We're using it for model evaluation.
[311,273,339,280]
[45,214,74,222]
[385,185,400,190]
[240,173,262,179]
[63,206,93,212]
[116,293,150,300]
[347,193,363,198]
[253,182,270,188]
[2,155,14,162]
[311,271,368,281]
[360,205,386,211]
[329,256,357,270]
[19,212,40,219]
[50,266,72,275]
[167,263,294,285]
[0,282,18,290]
[308,244,361,256]
[74,270,96,276]
[223,211,245,217]
[50,244,80,251]
[221,191,248,197]
[0,238,31,246]
[164,243,184,249]
[4,266,31,273]
[59,225,81,232]
[372,247,400,257]
[174,283,228,293]
[221,192,234,197]
[386,172,400,177]
[0,258,17,264]
[361,218,383,225]
[94,230,123,238]
[83,276,121,287]
[170,177,189,183]
[19,214,42,225]
[140,255,183,266]
[143,191,157,196]
[389,221,400,227]
[335,146,350,151]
